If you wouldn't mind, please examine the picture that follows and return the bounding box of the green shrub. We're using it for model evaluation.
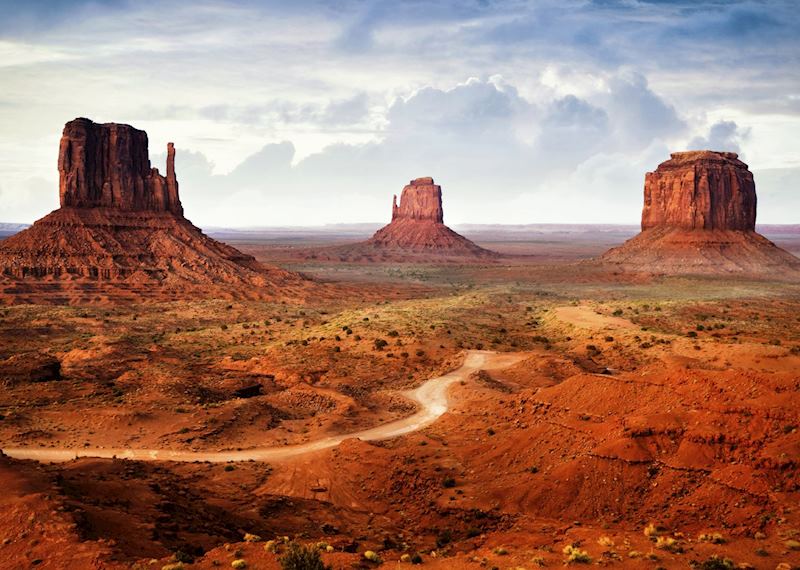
[654,536,682,553]
[173,551,194,563]
[698,532,725,544]
[436,529,452,548]
[279,542,331,570]
[697,556,735,570]
[563,545,591,564]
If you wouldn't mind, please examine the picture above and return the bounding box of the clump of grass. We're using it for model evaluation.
[243,533,262,543]
[363,550,381,563]
[494,547,508,555]
[231,560,247,569]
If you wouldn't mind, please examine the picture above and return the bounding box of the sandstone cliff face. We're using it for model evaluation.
[58,118,183,216]
[601,150,799,276]
[641,151,755,231]
[391,177,444,223]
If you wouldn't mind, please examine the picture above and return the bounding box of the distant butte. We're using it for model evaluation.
[0,118,312,304]
[306,177,497,262]
[600,150,800,275]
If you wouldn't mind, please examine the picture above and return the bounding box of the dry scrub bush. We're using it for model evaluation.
[698,532,725,544]
[654,536,682,553]
[597,536,615,547]
[562,545,591,564]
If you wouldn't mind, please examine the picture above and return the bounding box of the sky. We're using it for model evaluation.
[0,0,798,227]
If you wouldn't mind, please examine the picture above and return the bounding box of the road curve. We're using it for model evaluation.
[2,350,524,464]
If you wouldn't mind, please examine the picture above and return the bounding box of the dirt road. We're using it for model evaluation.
[2,350,523,464]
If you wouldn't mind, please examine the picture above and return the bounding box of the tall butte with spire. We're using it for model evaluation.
[318,177,495,261]
[0,118,311,304]
[600,151,800,275]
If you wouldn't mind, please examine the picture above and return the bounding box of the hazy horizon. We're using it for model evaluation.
[1,0,798,227]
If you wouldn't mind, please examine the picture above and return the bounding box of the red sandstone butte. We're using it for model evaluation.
[601,151,800,275]
[391,177,444,223]
[0,118,311,304]
[58,118,183,215]
[297,177,496,262]
[641,151,756,231]
[364,177,496,258]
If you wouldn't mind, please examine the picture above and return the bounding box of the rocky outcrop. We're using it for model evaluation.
[0,118,313,304]
[59,118,183,215]
[641,151,755,231]
[0,353,61,384]
[601,151,800,276]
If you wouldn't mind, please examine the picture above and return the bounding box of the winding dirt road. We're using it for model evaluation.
[1,350,524,464]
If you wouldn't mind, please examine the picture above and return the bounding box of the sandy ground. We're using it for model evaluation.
[1,232,799,569]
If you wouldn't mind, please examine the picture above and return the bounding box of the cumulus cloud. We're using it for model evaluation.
[164,73,698,226]
[687,120,750,154]
[0,1,798,225]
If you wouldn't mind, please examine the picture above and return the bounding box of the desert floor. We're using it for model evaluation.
[1,226,799,569]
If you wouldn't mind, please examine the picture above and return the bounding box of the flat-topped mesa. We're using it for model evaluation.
[641,150,755,231]
[58,117,183,216]
[391,177,444,223]
[599,150,800,276]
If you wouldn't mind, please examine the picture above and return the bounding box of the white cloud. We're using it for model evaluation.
[688,120,749,154]
[0,1,798,225]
